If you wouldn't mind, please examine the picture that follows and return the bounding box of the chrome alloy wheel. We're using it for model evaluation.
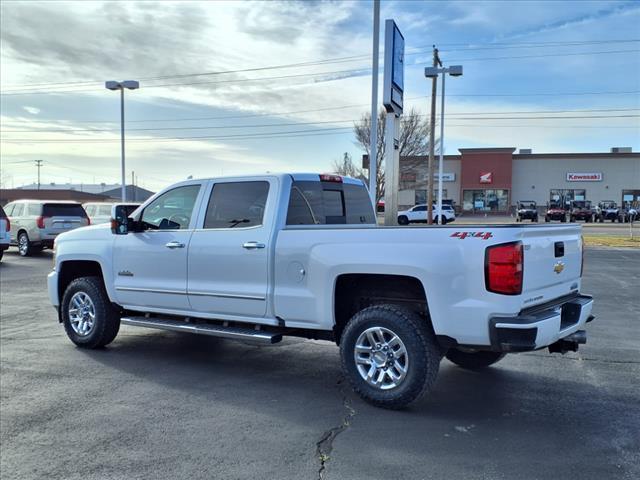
[18,234,28,255]
[68,292,96,336]
[354,326,409,390]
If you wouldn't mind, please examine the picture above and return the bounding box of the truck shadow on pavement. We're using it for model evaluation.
[65,330,640,479]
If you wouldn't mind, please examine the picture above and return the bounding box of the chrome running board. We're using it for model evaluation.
[120,316,282,344]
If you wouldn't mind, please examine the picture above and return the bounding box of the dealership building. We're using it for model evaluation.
[397,147,640,213]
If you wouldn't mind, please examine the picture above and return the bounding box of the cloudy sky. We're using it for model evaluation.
[1,0,639,191]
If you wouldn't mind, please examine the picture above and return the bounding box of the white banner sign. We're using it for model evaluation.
[566,172,602,182]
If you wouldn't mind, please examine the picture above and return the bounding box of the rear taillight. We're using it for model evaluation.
[485,241,523,295]
[86,217,91,226]
[5,218,9,232]
[36,216,47,228]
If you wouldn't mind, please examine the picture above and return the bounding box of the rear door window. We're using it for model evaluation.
[12,203,25,217]
[43,204,87,217]
[204,181,270,229]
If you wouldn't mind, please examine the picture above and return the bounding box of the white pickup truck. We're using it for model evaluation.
[48,173,594,409]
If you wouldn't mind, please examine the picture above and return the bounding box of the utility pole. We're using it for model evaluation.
[426,46,441,224]
[34,160,43,190]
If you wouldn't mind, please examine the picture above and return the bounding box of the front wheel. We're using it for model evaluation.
[397,215,409,226]
[62,276,120,349]
[445,348,505,370]
[340,305,441,409]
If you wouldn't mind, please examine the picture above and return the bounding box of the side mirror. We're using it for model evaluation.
[111,205,131,235]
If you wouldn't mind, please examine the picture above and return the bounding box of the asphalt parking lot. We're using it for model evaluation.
[1,248,639,480]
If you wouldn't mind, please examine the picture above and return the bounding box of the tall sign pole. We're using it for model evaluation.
[368,0,380,206]
[382,19,404,226]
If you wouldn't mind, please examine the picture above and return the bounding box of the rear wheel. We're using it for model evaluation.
[545,216,550,222]
[445,348,505,370]
[340,305,441,409]
[62,276,120,349]
[17,232,31,257]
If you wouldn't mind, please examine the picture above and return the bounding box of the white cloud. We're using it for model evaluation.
[22,106,40,115]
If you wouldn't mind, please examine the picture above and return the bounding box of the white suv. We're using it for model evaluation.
[397,204,456,225]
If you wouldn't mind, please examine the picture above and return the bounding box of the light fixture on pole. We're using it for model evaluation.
[105,80,139,201]
[424,65,463,224]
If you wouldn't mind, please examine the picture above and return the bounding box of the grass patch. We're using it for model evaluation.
[583,235,640,248]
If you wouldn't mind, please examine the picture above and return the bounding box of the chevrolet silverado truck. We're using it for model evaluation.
[48,173,594,409]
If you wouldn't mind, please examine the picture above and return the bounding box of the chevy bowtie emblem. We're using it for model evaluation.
[553,261,565,274]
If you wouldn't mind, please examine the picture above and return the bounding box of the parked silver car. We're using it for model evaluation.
[4,200,89,256]
[83,202,140,225]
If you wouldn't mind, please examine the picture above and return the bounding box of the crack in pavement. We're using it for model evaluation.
[523,353,640,365]
[315,378,356,480]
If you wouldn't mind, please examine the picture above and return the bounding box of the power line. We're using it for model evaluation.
[3,114,639,144]
[3,48,639,96]
[2,90,637,128]
[2,108,638,134]
[3,39,638,91]
[445,48,640,63]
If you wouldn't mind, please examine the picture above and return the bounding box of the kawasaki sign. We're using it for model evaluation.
[566,172,603,182]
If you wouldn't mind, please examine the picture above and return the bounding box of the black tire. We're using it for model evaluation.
[545,216,549,222]
[61,276,120,349]
[340,305,440,409]
[398,215,409,226]
[533,216,538,222]
[0,250,3,261]
[561,217,566,222]
[17,231,31,256]
[445,348,505,370]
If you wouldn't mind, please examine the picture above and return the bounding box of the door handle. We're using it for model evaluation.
[242,241,265,250]
[165,241,185,249]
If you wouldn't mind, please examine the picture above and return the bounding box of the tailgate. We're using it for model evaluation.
[520,225,582,295]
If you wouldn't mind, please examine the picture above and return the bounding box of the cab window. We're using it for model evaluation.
[204,181,269,229]
[141,185,201,230]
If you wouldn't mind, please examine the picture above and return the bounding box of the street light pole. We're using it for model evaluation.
[106,80,139,202]
[425,64,462,225]
[437,72,446,224]
[120,87,126,202]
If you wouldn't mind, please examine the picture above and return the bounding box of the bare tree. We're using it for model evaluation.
[354,107,434,203]
[331,152,365,181]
